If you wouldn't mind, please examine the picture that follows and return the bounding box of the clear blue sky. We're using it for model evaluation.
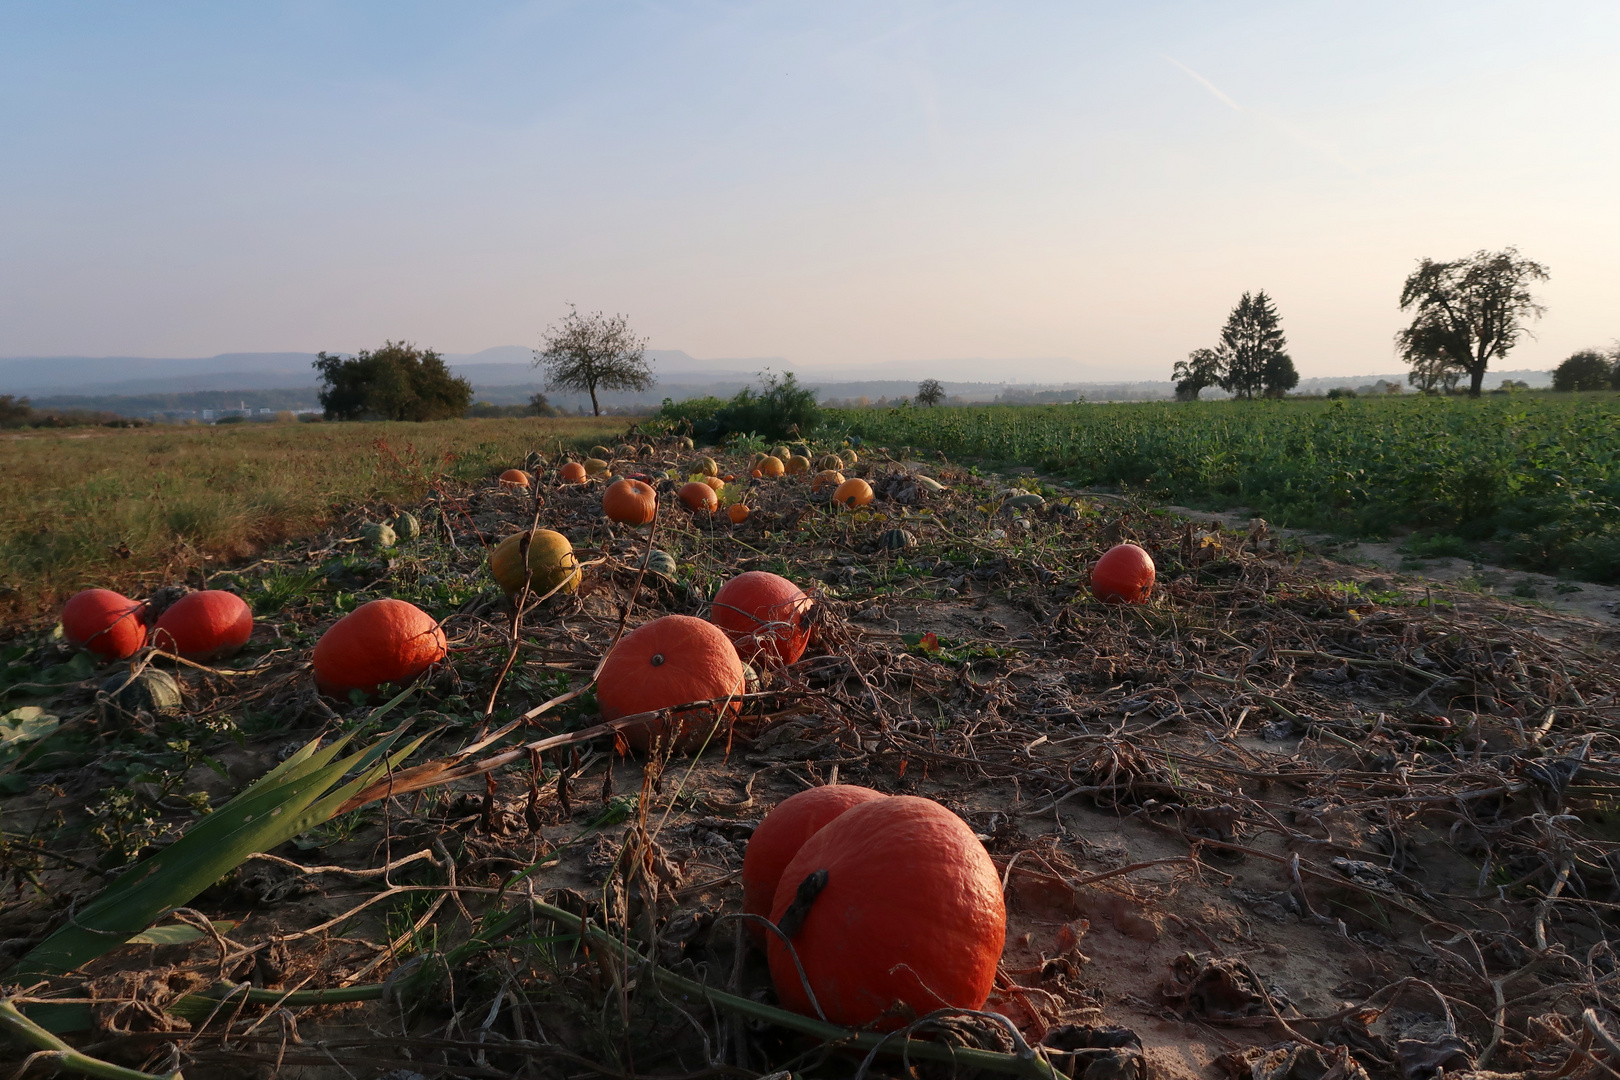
[2,2,1616,380]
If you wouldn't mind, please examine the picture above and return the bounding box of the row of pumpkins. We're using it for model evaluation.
[496,446,879,516]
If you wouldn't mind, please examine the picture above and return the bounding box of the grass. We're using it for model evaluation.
[827,392,1620,583]
[0,415,627,620]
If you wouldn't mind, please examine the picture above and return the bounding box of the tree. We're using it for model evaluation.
[1406,344,1464,394]
[1553,350,1612,392]
[1172,348,1223,401]
[533,305,653,416]
[916,379,945,407]
[1215,291,1295,399]
[1397,247,1548,398]
[312,341,472,421]
[527,392,558,417]
[0,395,32,426]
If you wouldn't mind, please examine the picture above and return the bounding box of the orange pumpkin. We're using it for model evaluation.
[152,590,253,662]
[727,503,750,524]
[750,468,763,479]
[706,475,726,492]
[757,455,785,478]
[710,571,813,666]
[1092,543,1155,604]
[742,784,885,944]
[559,462,588,484]
[596,614,746,752]
[679,481,719,512]
[832,478,874,508]
[499,468,532,489]
[313,598,448,699]
[61,588,147,662]
[768,795,1005,1029]
[602,478,657,525]
[811,469,844,494]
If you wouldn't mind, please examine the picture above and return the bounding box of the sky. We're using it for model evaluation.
[2,1,1617,382]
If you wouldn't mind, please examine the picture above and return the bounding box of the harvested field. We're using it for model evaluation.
[2,435,1619,1080]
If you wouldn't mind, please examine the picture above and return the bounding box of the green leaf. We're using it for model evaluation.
[10,691,428,978]
[0,707,59,765]
[128,920,237,945]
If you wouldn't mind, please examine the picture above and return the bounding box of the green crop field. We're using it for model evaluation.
[827,393,1620,582]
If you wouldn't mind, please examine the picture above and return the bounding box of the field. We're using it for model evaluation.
[0,416,626,621]
[829,393,1620,582]
[2,430,1619,1079]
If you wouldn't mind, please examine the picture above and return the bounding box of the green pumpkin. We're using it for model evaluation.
[390,512,421,540]
[640,549,679,578]
[101,668,183,719]
[360,522,397,549]
[1004,493,1045,510]
[678,436,695,451]
[878,528,918,552]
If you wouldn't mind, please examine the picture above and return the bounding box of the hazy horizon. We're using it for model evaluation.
[3,3,1617,382]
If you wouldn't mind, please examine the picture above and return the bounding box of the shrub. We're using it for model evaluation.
[1553,350,1612,392]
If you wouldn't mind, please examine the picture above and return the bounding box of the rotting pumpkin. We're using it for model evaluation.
[312,598,447,700]
[602,478,657,526]
[595,614,746,753]
[767,795,1006,1029]
[741,784,885,944]
[710,570,813,666]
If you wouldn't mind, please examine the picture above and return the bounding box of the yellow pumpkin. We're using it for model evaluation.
[489,529,582,597]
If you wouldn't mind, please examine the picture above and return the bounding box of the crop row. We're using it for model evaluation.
[827,395,1620,582]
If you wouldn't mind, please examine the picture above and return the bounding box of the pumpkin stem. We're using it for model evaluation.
[777,868,828,939]
[650,653,665,667]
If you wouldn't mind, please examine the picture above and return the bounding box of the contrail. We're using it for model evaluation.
[1162,54,1242,112]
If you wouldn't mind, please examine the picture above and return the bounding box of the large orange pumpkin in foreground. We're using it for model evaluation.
[679,481,719,513]
[313,598,448,699]
[742,784,885,944]
[596,615,746,753]
[559,462,588,484]
[499,468,532,489]
[768,795,1005,1029]
[153,590,253,662]
[602,478,657,526]
[710,571,813,666]
[832,478,874,508]
[1092,542,1155,604]
[61,588,147,662]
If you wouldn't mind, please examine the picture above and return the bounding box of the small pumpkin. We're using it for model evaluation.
[391,512,421,540]
[61,588,147,662]
[640,549,678,578]
[312,598,448,700]
[679,482,719,513]
[841,449,859,466]
[678,436,696,451]
[810,470,844,494]
[692,456,719,477]
[914,474,946,492]
[789,443,811,460]
[785,454,811,475]
[705,475,726,492]
[727,503,750,524]
[757,455,785,478]
[489,529,582,597]
[814,454,843,472]
[742,784,886,943]
[877,528,917,552]
[771,445,791,461]
[559,462,588,484]
[582,457,610,477]
[499,468,532,489]
[1092,543,1155,604]
[100,668,183,719]
[832,478,874,509]
[1004,493,1045,510]
[360,522,397,549]
[710,571,813,666]
[596,614,746,753]
[152,590,253,662]
[602,478,657,526]
[767,795,1005,1029]
[589,444,613,461]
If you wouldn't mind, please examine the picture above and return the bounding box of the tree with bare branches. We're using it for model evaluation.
[533,305,653,416]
